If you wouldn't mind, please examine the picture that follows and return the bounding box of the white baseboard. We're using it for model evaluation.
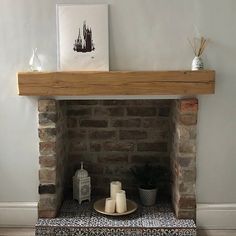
[0,202,37,227]
[197,204,236,229]
[0,202,235,229]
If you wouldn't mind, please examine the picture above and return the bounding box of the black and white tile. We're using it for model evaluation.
[35,200,196,236]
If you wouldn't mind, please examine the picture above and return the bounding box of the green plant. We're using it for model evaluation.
[130,163,169,190]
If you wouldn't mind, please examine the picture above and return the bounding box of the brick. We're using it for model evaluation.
[127,100,171,106]
[89,130,116,140]
[103,141,134,151]
[98,153,128,163]
[158,107,170,117]
[80,120,108,127]
[69,153,97,163]
[90,142,101,152]
[85,164,104,175]
[189,128,197,139]
[39,168,56,184]
[38,100,57,112]
[112,119,141,127]
[68,130,86,139]
[172,161,180,177]
[178,156,195,168]
[67,100,98,105]
[94,107,124,116]
[39,113,57,126]
[38,195,57,210]
[104,165,128,176]
[67,108,91,116]
[176,209,196,219]
[67,117,77,128]
[149,131,169,140]
[179,99,198,113]
[176,125,190,140]
[39,155,56,168]
[178,196,196,209]
[56,125,65,136]
[177,126,196,145]
[179,113,197,125]
[142,118,169,128]
[131,154,166,164]
[126,100,155,106]
[38,128,56,141]
[70,141,87,152]
[38,210,57,218]
[39,184,56,194]
[179,140,196,153]
[179,183,195,195]
[91,176,111,186]
[127,107,156,116]
[181,170,196,182]
[92,187,109,196]
[103,100,126,105]
[119,130,147,140]
[39,142,56,155]
[137,142,168,152]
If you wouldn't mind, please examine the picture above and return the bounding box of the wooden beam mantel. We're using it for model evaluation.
[17,70,215,96]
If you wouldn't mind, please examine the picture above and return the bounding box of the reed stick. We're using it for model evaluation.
[188,36,208,57]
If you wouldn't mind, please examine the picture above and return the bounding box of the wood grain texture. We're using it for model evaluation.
[18,70,215,96]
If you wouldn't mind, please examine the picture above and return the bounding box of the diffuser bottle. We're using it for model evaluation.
[29,48,42,72]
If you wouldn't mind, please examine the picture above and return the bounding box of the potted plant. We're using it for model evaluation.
[130,163,169,206]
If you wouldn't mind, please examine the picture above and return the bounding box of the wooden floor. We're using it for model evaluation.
[0,228,235,236]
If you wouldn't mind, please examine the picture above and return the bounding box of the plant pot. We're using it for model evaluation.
[191,56,204,70]
[138,187,157,206]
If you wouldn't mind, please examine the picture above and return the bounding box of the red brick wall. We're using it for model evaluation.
[38,100,68,218]
[66,100,171,197]
[170,98,198,219]
[37,98,197,220]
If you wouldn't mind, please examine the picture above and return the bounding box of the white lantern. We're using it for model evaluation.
[73,162,91,204]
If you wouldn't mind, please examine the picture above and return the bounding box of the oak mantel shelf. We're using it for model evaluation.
[17,70,215,96]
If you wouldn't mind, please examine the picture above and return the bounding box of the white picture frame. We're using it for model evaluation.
[57,4,109,71]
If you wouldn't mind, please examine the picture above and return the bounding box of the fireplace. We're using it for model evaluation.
[17,70,213,235]
[37,98,197,220]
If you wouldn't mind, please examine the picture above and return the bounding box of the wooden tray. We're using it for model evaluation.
[93,198,138,216]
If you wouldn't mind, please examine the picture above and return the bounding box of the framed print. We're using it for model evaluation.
[57,4,109,71]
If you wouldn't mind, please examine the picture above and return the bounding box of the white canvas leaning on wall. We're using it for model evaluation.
[57,4,109,71]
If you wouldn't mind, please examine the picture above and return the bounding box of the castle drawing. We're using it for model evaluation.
[73,21,95,53]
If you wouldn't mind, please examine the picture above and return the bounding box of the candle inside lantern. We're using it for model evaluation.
[110,181,122,199]
[104,198,116,213]
[115,190,127,213]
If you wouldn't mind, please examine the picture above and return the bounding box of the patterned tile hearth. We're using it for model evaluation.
[35,200,196,236]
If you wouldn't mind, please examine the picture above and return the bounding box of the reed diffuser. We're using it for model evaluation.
[188,37,208,70]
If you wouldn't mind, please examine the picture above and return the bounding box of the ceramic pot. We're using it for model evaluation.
[192,56,204,70]
[139,187,157,206]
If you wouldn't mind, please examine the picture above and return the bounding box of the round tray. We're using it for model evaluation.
[93,198,138,216]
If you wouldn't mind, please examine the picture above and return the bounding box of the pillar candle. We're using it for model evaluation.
[104,198,116,213]
[115,190,127,213]
[110,181,122,199]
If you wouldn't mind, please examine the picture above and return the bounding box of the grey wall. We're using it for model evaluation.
[0,0,235,203]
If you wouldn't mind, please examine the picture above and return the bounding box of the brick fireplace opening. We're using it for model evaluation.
[38,98,197,220]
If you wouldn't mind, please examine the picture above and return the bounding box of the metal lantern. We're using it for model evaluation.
[73,162,91,204]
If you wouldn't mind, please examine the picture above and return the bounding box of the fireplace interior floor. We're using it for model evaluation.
[36,199,196,236]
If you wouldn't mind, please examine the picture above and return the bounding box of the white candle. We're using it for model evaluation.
[104,198,116,213]
[115,190,127,213]
[110,181,122,199]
